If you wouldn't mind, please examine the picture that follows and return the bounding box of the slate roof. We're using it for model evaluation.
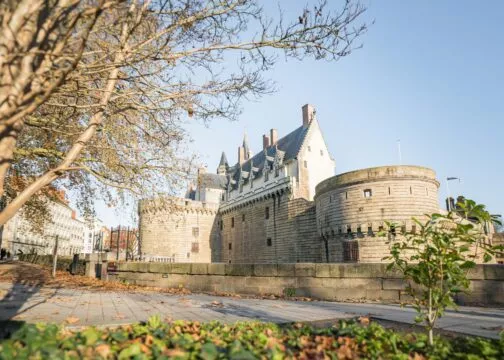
[199,173,228,190]
[227,124,310,187]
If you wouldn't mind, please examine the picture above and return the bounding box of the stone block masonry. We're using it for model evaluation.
[106,262,504,306]
[218,194,321,263]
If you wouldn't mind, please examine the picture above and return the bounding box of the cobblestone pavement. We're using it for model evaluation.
[0,282,503,339]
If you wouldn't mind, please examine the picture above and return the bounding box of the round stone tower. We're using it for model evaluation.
[314,165,440,263]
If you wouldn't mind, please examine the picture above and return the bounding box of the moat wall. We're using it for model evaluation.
[106,262,504,306]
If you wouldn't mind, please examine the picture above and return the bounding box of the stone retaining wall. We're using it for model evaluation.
[106,262,504,306]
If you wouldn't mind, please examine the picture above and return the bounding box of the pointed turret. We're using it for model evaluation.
[216,151,229,175]
[242,132,252,160]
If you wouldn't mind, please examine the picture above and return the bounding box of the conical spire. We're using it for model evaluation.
[242,133,250,160]
[217,151,229,175]
[219,151,228,167]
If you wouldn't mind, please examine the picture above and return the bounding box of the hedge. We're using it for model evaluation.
[0,317,502,359]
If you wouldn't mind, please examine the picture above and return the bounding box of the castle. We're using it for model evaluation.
[138,104,478,263]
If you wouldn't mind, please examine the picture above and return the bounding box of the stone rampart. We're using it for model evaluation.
[107,262,504,306]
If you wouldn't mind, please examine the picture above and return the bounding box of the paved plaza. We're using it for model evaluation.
[0,281,503,339]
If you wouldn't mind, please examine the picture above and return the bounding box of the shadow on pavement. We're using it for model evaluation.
[0,262,58,339]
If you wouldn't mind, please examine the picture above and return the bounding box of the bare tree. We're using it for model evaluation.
[0,0,368,225]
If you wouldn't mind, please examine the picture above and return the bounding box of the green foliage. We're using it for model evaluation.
[282,287,296,297]
[0,317,502,359]
[384,199,502,345]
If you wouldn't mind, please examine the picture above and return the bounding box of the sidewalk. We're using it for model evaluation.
[1,282,502,339]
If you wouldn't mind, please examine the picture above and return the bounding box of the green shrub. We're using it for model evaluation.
[0,316,502,359]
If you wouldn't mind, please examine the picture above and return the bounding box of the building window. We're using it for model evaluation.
[388,187,391,195]
[411,225,417,234]
[346,225,351,234]
[242,214,245,222]
[308,146,311,152]
[304,160,308,168]
[410,186,412,195]
[192,227,199,237]
[231,217,234,228]
[320,150,324,156]
[364,189,372,198]
[191,242,199,253]
[265,207,270,219]
[265,170,269,181]
[267,238,272,246]
[228,243,232,250]
[345,192,348,200]
[343,241,359,262]
[338,227,342,235]
[379,225,384,232]
[221,193,225,201]
[367,226,373,236]
[187,252,190,258]
[220,221,223,231]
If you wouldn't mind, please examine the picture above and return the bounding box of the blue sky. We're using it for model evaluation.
[96,0,504,225]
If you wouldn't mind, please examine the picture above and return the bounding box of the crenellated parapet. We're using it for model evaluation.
[139,197,220,216]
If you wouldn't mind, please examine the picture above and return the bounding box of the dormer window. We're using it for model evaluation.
[364,189,372,198]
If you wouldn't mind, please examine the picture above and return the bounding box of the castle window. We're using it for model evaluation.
[411,225,417,234]
[364,189,372,198]
[357,226,362,235]
[388,187,391,195]
[265,206,270,219]
[308,146,311,152]
[329,195,332,203]
[345,192,348,200]
[401,225,406,234]
[192,227,199,237]
[320,150,324,156]
[343,241,359,262]
[426,187,428,196]
[338,227,342,235]
[347,225,351,234]
[367,226,373,236]
[275,167,279,177]
[265,170,269,181]
[410,186,412,195]
[304,160,308,168]
[220,221,223,231]
[221,193,225,201]
[191,242,199,253]
[379,225,384,232]
[228,243,232,250]
[242,214,245,222]
[187,252,190,258]
[267,238,272,246]
[231,217,235,228]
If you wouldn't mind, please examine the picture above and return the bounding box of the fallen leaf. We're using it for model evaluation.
[65,316,80,324]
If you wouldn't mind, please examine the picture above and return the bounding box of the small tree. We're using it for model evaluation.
[384,199,502,346]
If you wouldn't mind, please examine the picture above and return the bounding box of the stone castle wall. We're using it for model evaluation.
[139,198,219,263]
[217,192,321,264]
[315,166,440,263]
[107,262,504,306]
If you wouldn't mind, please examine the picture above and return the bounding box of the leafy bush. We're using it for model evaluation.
[1,316,502,359]
[384,199,502,345]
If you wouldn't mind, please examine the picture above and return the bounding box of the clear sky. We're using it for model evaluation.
[94,0,504,226]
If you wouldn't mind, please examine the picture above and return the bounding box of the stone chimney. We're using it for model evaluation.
[270,129,278,145]
[302,104,315,128]
[263,134,271,150]
[238,146,245,165]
